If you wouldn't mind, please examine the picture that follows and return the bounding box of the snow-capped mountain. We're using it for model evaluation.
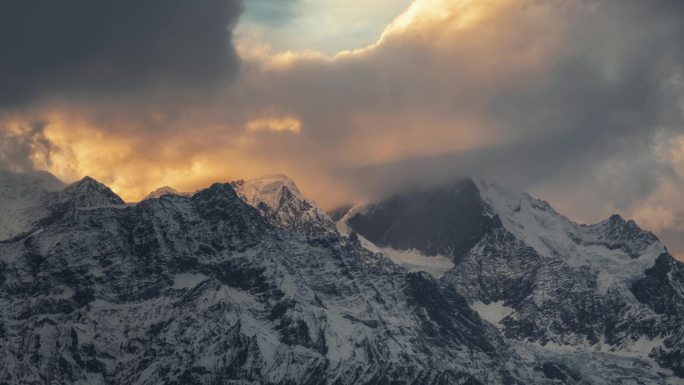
[1,171,682,384]
[230,174,338,237]
[0,169,66,241]
[342,178,684,378]
[143,186,190,200]
[56,176,126,208]
[0,174,522,385]
[0,172,127,243]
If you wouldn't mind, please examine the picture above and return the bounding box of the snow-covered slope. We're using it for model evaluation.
[0,172,129,242]
[475,180,665,292]
[0,170,65,240]
[0,178,545,385]
[231,174,338,236]
[1,172,682,383]
[56,176,126,208]
[450,181,684,377]
[343,178,684,378]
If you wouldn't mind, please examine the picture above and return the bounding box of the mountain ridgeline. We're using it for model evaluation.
[0,171,681,384]
[343,178,684,379]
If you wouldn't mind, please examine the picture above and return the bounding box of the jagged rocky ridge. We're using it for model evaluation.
[343,178,684,378]
[0,171,682,384]
[231,174,339,237]
[0,172,527,385]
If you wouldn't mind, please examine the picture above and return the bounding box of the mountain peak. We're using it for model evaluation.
[69,175,107,190]
[232,174,302,208]
[144,186,185,200]
[61,176,125,207]
[607,213,626,223]
[591,212,659,259]
[198,182,240,199]
[79,175,98,184]
[231,174,303,211]
[231,174,337,236]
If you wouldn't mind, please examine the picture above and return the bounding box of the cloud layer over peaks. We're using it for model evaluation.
[0,0,683,258]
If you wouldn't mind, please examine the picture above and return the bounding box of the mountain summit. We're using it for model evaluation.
[58,176,126,208]
[341,178,684,377]
[0,176,527,385]
[231,174,338,236]
[0,172,681,384]
[143,186,185,200]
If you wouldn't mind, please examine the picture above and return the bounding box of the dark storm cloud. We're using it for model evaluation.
[0,0,682,257]
[515,0,684,211]
[332,0,684,210]
[0,0,243,108]
[339,129,677,209]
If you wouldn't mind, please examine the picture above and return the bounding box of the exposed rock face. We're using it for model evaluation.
[0,177,527,385]
[344,178,684,378]
[631,253,684,376]
[346,179,496,257]
[55,176,127,208]
[0,171,681,384]
[231,174,338,237]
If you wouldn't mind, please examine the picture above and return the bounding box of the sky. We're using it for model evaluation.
[236,0,414,54]
[0,0,683,260]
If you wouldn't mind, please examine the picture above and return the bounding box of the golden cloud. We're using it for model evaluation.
[1,112,331,204]
[1,0,682,264]
[0,1,620,204]
[245,117,302,134]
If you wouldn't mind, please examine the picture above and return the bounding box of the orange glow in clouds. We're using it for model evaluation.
[6,0,592,206]
[24,115,247,201]
[22,113,347,206]
[246,117,302,134]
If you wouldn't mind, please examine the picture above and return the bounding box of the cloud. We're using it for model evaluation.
[0,119,56,172]
[0,0,243,108]
[237,0,413,54]
[0,0,683,259]
[227,0,684,256]
[246,117,302,133]
[0,0,246,194]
